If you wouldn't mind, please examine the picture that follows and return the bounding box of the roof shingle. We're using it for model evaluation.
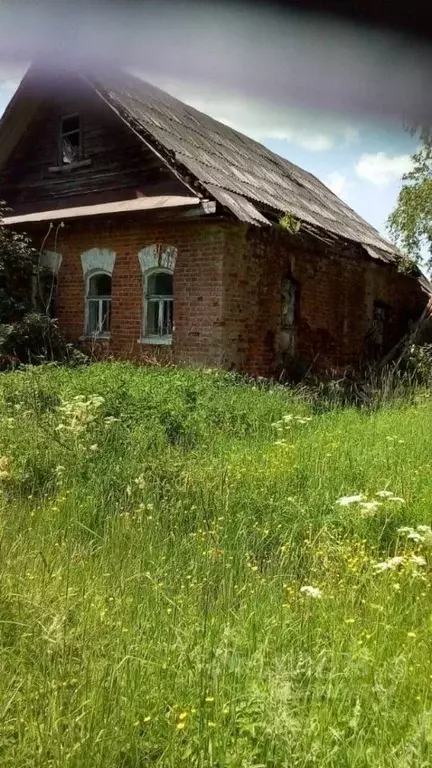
[90,70,403,260]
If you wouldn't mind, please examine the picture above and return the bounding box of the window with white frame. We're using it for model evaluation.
[144,269,173,340]
[86,272,112,336]
[138,244,177,344]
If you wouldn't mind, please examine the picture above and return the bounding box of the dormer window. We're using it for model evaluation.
[59,114,81,165]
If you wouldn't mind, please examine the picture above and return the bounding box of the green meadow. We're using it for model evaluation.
[0,362,431,767]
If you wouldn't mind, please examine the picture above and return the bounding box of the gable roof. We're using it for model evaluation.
[0,65,416,269]
[87,69,401,263]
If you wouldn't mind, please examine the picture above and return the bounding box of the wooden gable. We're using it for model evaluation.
[0,72,190,216]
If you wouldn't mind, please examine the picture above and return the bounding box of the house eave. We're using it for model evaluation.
[1,195,204,226]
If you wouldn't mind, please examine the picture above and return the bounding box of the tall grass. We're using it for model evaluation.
[0,362,432,767]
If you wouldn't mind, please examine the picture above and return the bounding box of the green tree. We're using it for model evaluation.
[0,203,37,322]
[387,131,432,267]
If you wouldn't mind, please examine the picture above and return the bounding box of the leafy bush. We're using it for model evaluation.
[0,206,36,323]
[0,313,88,370]
[398,342,432,385]
[0,204,85,370]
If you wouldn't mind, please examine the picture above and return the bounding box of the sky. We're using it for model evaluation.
[0,64,417,244]
[0,1,428,252]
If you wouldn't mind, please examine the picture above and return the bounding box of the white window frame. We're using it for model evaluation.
[80,248,116,340]
[85,270,112,339]
[137,244,177,345]
[142,267,173,345]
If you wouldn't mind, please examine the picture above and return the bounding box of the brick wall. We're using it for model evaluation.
[222,225,427,376]
[28,214,427,377]
[38,214,227,365]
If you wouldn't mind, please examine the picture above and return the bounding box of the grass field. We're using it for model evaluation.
[0,362,432,767]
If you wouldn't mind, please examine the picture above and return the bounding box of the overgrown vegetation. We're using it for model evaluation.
[1,362,432,766]
[0,205,83,368]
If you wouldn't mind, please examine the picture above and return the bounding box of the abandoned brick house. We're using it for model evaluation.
[0,63,429,376]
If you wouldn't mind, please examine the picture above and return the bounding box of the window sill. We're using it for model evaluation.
[48,159,92,173]
[138,337,172,346]
[79,334,111,342]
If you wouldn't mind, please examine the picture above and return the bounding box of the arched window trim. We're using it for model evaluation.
[141,266,174,345]
[84,268,112,338]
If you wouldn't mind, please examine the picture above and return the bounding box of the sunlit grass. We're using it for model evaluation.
[0,362,432,766]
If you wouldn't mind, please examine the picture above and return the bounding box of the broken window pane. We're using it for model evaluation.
[147,272,173,297]
[146,300,160,335]
[89,273,112,297]
[62,115,80,134]
[60,114,81,165]
[86,272,112,335]
[87,300,99,334]
[162,299,173,335]
[145,270,173,338]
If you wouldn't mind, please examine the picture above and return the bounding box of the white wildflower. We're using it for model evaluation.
[134,474,146,490]
[373,556,405,572]
[408,531,423,542]
[388,497,405,504]
[376,490,395,498]
[417,526,432,534]
[374,561,393,572]
[410,555,427,567]
[336,494,365,506]
[300,585,322,599]
[360,501,382,513]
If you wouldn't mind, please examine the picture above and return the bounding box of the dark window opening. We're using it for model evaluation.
[59,114,82,165]
[145,270,173,338]
[281,277,298,330]
[279,276,299,358]
[366,301,390,359]
[373,302,389,347]
[87,272,112,335]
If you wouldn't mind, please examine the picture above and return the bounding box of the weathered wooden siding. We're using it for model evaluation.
[1,73,188,215]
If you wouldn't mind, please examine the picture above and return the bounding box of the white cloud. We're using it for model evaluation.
[138,71,359,153]
[326,171,350,198]
[296,135,334,152]
[355,152,413,186]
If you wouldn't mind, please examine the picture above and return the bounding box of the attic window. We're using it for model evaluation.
[59,114,81,165]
